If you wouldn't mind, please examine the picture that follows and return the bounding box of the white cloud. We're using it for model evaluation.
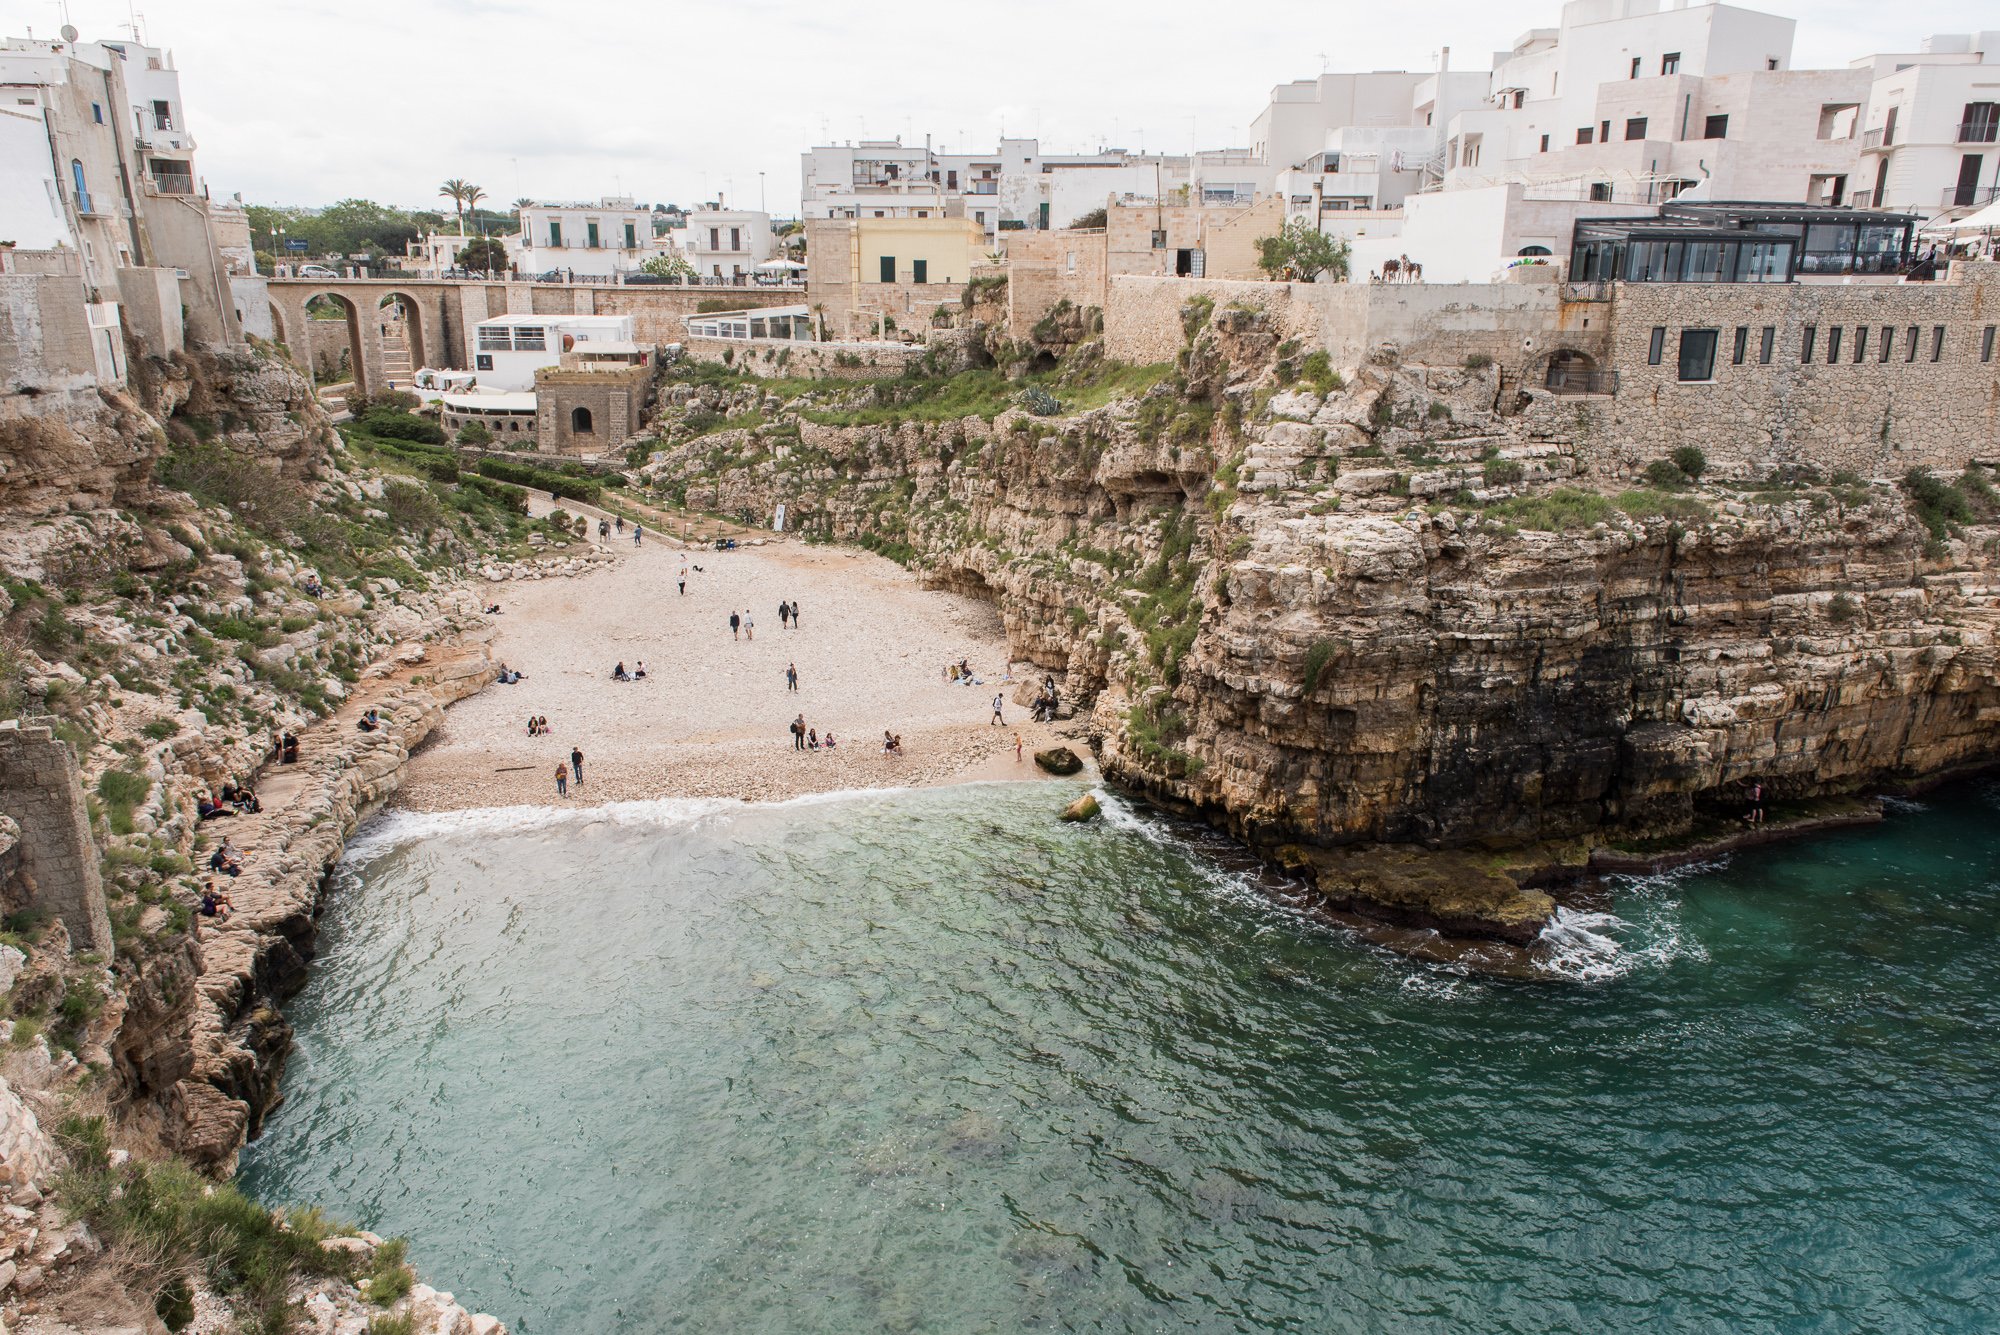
[36,0,1998,213]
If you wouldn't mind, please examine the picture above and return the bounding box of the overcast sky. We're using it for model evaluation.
[13,0,1995,214]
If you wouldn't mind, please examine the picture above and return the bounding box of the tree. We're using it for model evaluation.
[1067,208,1107,230]
[1255,218,1352,283]
[640,252,696,280]
[457,237,508,274]
[513,197,533,214]
[439,179,485,232]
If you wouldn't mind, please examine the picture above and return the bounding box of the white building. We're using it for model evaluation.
[504,197,651,278]
[469,313,635,390]
[1854,33,2000,215]
[801,137,1274,243]
[667,205,775,279]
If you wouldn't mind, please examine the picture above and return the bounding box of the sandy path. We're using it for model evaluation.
[399,507,1073,810]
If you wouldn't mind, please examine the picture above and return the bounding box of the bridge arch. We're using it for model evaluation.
[377,290,428,380]
[300,291,368,399]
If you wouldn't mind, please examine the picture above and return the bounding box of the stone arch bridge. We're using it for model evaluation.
[263,277,806,400]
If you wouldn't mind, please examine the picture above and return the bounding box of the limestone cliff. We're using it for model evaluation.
[638,309,2000,934]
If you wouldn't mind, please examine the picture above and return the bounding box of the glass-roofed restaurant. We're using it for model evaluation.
[1570,202,1921,283]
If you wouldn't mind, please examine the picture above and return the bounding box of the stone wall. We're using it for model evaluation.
[306,317,352,379]
[113,266,186,360]
[1590,264,2000,479]
[0,271,102,395]
[535,364,655,453]
[678,335,929,378]
[0,720,111,954]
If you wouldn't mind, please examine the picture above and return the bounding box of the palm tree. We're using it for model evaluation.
[513,196,533,217]
[438,179,485,235]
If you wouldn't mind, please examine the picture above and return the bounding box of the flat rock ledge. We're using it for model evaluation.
[1275,845,1557,946]
[176,645,497,1175]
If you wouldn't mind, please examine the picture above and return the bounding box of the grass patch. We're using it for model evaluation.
[1302,639,1342,693]
[1614,489,1712,522]
[94,768,151,835]
[1486,488,1616,534]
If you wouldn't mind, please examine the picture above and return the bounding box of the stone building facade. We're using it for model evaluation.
[533,361,656,455]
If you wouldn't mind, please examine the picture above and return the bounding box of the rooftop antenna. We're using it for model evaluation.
[1317,51,1329,71]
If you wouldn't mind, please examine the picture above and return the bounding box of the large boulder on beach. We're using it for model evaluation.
[1059,793,1100,822]
[1034,747,1084,776]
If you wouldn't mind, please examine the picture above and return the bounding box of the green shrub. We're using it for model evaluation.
[455,421,493,446]
[364,1237,414,1305]
[1299,350,1340,395]
[1827,592,1860,624]
[1487,488,1616,533]
[1463,353,1493,370]
[1483,458,1525,488]
[358,409,445,446]
[1644,459,1686,490]
[95,768,151,834]
[1614,490,1711,522]
[1670,445,1707,481]
[141,718,179,740]
[476,458,601,504]
[1302,639,1341,693]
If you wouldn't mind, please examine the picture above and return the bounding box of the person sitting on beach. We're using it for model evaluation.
[808,727,819,750]
[357,708,382,733]
[891,733,904,755]
[196,792,233,821]
[612,662,631,681]
[824,732,837,751]
[633,661,647,680]
[484,603,502,615]
[527,715,540,736]
[498,663,522,684]
[536,714,550,734]
[281,731,299,764]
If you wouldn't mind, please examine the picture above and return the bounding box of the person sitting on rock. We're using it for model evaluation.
[196,792,234,821]
[280,731,299,764]
[357,708,382,732]
[208,841,243,877]
[221,780,261,814]
[199,882,234,919]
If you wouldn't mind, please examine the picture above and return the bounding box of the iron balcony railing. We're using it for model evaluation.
[1544,366,1620,396]
[1957,121,1999,144]
[1862,128,1890,149]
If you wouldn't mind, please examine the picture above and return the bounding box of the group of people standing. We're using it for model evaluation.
[731,601,801,641]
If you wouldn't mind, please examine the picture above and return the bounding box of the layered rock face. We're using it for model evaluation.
[642,318,2000,874]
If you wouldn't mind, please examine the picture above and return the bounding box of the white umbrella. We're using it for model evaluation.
[1935,200,2000,232]
[755,258,806,271]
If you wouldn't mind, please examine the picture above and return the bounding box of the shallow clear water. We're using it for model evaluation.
[239,780,2000,1333]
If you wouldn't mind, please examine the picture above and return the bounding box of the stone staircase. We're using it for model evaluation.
[380,318,413,389]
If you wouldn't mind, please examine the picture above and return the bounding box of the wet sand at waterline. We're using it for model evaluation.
[398,526,1069,811]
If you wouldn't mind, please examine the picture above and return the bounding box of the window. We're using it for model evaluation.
[1601,120,1611,143]
[1759,326,1775,364]
[1630,56,1642,79]
[730,227,742,251]
[1905,325,1919,362]
[1880,325,1894,363]
[512,326,546,351]
[1678,329,1718,382]
[1704,114,1728,139]
[1589,182,1614,202]
[1577,127,1595,145]
[91,101,103,123]
[69,160,92,214]
[1983,325,1997,362]
[151,99,172,130]
[709,227,720,250]
[1801,326,1817,362]
[1647,326,1666,364]
[1853,326,1868,362]
[1826,326,1842,363]
[1512,90,1524,109]
[1626,117,1648,140]
[879,255,895,283]
[477,326,511,351]
[912,259,928,284]
[586,222,600,249]
[1931,326,1945,362]
[1767,57,1779,71]
[1540,134,1550,153]
[1661,52,1680,75]
[1732,326,1749,364]
[1150,229,1166,249]
[947,169,958,189]
[624,222,636,249]
[548,221,562,246]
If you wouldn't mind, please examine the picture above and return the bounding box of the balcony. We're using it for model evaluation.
[1942,185,2000,209]
[1861,128,1890,150]
[1959,121,1999,144]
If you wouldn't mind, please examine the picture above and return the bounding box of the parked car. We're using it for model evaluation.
[295,264,339,279]
[531,269,569,283]
[622,273,680,285]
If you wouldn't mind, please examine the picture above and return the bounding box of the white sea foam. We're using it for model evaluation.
[1532,874,1709,983]
[344,784,920,862]
[1879,795,1930,816]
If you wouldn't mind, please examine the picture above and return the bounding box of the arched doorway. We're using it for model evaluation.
[570,406,594,435]
[302,291,366,400]
[378,292,427,385]
[1543,348,1606,395]
[1517,244,1552,256]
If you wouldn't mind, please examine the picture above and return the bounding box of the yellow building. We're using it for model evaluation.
[806,215,988,337]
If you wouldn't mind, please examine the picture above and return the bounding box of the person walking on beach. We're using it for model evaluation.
[554,763,568,798]
[991,693,1005,726]
[778,601,791,630]
[1014,732,1024,763]
[570,747,584,788]
[743,611,755,641]
[789,599,800,630]
[730,611,741,640]
[786,662,799,692]
[678,564,688,595]
[633,524,644,546]
[792,714,807,751]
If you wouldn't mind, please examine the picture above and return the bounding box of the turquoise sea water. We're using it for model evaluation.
[239,780,2000,1333]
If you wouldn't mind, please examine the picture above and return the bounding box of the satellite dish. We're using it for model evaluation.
[60,24,79,42]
